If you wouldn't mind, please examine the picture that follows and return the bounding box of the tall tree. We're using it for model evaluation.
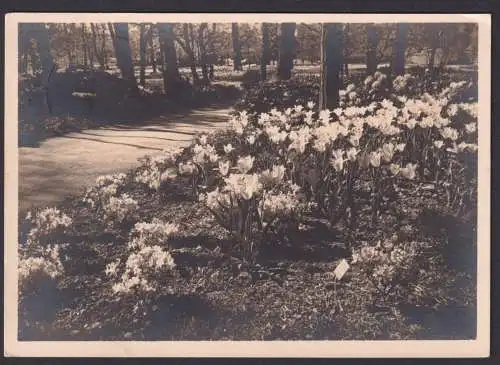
[277,23,296,80]
[392,23,409,76]
[366,24,379,75]
[428,24,443,81]
[208,23,217,79]
[107,22,120,69]
[31,23,55,84]
[296,23,321,64]
[261,22,270,80]
[139,23,147,86]
[319,23,343,109]
[81,23,89,68]
[148,24,157,73]
[158,23,180,93]
[231,23,242,71]
[198,23,210,84]
[18,24,32,74]
[112,23,138,93]
[20,23,55,113]
[176,23,199,84]
[90,23,105,69]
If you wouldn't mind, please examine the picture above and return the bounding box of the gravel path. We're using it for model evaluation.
[19,102,234,213]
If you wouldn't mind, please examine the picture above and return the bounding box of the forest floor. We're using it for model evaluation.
[19,100,235,213]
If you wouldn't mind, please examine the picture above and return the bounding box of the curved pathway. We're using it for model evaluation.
[19,102,235,213]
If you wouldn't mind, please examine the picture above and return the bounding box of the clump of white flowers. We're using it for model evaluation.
[25,207,72,247]
[135,149,182,190]
[389,163,418,180]
[105,218,178,294]
[20,208,71,290]
[83,173,127,208]
[260,188,304,223]
[102,194,139,224]
[392,74,417,93]
[128,219,179,249]
[259,165,286,188]
[223,173,262,201]
[192,143,219,165]
[19,244,64,290]
[108,245,176,294]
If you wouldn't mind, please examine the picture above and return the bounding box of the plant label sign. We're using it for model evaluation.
[333,259,350,281]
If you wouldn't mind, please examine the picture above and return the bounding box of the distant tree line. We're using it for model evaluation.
[19,22,478,108]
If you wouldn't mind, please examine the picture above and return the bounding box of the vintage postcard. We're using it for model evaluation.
[4,13,491,357]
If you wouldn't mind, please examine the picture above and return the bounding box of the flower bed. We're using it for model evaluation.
[18,73,477,340]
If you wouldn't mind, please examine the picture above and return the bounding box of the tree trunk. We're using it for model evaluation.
[366,24,379,75]
[107,23,120,70]
[278,23,296,80]
[319,23,342,110]
[84,24,94,70]
[81,24,88,68]
[209,23,217,79]
[158,23,180,94]
[261,22,270,80]
[199,23,210,84]
[67,49,73,69]
[18,24,33,74]
[112,23,138,94]
[139,23,147,86]
[392,23,409,76]
[90,23,105,69]
[88,44,94,69]
[29,24,55,82]
[231,23,242,71]
[158,28,166,79]
[148,25,157,73]
[181,24,199,84]
[24,23,55,113]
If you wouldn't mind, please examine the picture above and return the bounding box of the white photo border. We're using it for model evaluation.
[4,12,491,358]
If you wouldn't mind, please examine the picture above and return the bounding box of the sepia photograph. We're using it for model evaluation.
[4,13,490,357]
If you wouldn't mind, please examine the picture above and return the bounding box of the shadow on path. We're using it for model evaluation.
[19,99,237,213]
[61,135,166,151]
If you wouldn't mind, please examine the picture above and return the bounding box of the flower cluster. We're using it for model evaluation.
[260,187,304,222]
[83,173,127,208]
[105,218,178,294]
[392,74,418,94]
[19,244,64,290]
[135,148,182,190]
[24,207,72,247]
[192,142,219,165]
[340,72,390,106]
[107,245,176,294]
[128,219,180,249]
[102,194,139,224]
[180,75,478,259]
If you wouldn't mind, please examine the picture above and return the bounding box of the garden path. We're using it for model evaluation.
[19,101,235,213]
